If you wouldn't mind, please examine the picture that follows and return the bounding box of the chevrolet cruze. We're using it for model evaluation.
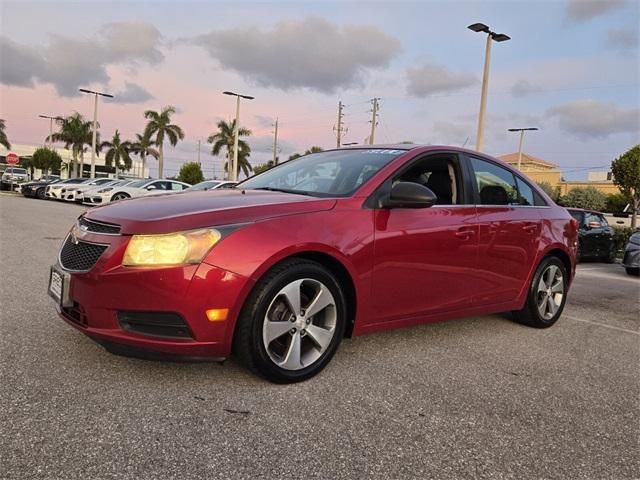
[49,145,577,383]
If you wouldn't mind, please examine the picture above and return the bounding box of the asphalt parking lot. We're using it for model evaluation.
[1,194,638,480]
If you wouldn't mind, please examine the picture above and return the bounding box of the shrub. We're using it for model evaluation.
[612,225,635,257]
[604,193,630,213]
[537,181,561,202]
[177,162,204,185]
[560,187,607,211]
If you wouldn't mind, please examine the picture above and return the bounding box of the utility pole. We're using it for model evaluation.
[334,101,347,148]
[197,139,201,165]
[272,118,279,164]
[369,98,379,145]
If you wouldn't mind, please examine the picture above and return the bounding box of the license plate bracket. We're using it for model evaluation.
[48,265,72,307]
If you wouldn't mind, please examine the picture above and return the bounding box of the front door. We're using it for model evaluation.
[370,153,479,322]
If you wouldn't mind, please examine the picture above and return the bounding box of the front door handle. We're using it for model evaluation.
[522,223,538,233]
[455,227,476,239]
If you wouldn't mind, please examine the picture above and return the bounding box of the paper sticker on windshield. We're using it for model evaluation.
[361,149,404,155]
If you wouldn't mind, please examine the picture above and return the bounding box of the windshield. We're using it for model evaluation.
[6,168,26,174]
[239,149,405,197]
[187,181,220,191]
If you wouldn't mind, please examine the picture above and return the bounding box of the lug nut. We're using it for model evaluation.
[290,328,296,334]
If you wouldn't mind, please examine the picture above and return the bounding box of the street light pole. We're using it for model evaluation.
[508,127,539,170]
[39,115,62,148]
[223,91,254,181]
[79,88,114,178]
[468,23,510,152]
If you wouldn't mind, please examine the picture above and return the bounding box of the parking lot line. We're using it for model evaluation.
[564,314,639,335]
[575,269,640,284]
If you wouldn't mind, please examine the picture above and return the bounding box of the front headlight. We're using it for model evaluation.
[97,187,113,193]
[123,228,222,266]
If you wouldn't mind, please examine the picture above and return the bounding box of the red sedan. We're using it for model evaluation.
[49,146,577,383]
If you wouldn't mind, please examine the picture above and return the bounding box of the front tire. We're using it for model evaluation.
[36,188,46,200]
[603,244,617,263]
[512,256,568,328]
[233,258,346,383]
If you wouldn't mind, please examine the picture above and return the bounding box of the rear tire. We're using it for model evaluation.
[603,244,617,263]
[625,267,640,276]
[233,258,346,383]
[111,192,130,202]
[512,256,568,328]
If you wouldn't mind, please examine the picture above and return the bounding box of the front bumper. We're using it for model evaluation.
[52,232,254,359]
[622,245,640,269]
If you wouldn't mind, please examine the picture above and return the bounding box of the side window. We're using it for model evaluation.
[219,183,235,189]
[395,154,460,205]
[515,177,535,206]
[470,157,519,206]
[170,182,186,191]
[599,215,609,227]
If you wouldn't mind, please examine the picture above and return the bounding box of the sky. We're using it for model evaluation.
[0,0,638,180]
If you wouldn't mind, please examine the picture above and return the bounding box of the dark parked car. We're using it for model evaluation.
[20,176,61,199]
[622,231,640,276]
[567,208,616,262]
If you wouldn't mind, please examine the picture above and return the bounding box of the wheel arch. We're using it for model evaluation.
[236,248,359,339]
[542,247,573,283]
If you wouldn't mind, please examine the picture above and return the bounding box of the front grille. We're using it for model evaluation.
[59,236,107,271]
[118,311,194,339]
[79,216,121,234]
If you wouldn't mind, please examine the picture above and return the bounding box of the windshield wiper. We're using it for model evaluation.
[252,187,314,196]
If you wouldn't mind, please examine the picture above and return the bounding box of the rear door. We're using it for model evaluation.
[370,152,480,322]
[466,156,542,306]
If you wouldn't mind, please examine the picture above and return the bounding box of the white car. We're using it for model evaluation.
[82,178,190,205]
[45,178,91,199]
[184,180,237,191]
[76,180,130,204]
[60,178,114,202]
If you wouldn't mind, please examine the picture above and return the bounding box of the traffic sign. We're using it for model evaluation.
[6,152,19,165]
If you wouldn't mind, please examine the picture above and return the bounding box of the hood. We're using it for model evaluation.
[86,189,337,234]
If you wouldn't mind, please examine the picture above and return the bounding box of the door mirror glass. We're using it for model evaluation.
[588,221,601,229]
[383,182,437,209]
[146,185,157,190]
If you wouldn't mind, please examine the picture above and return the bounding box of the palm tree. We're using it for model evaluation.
[0,119,11,149]
[207,119,252,180]
[223,142,253,178]
[130,132,159,178]
[100,130,132,178]
[143,106,184,178]
[49,113,95,178]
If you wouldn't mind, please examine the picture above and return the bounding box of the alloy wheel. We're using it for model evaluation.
[262,278,337,371]
[536,264,564,320]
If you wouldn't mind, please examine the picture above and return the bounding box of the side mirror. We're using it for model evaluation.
[146,185,157,190]
[382,181,437,209]
[588,221,601,229]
